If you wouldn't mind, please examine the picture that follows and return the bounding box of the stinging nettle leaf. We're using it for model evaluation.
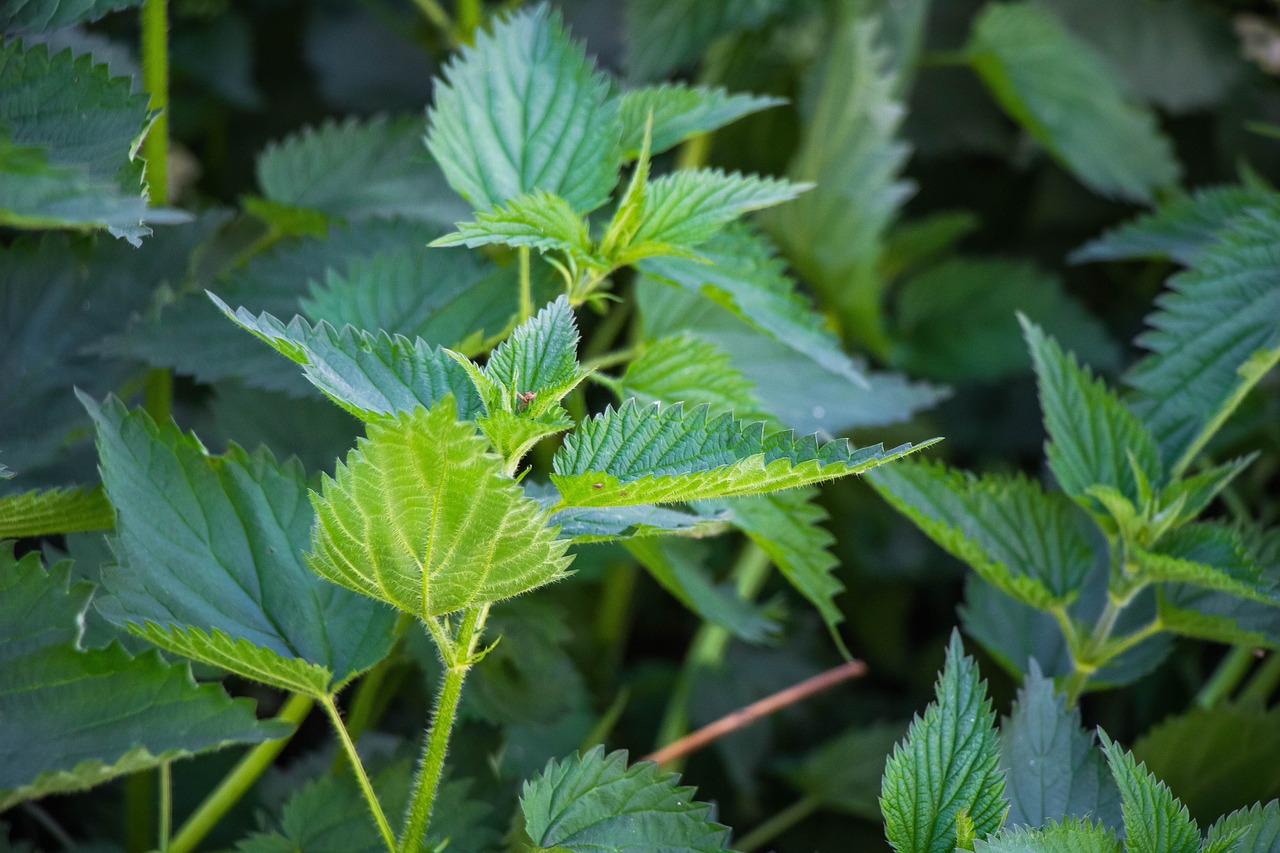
[617,333,768,422]
[967,2,1180,203]
[1100,733,1200,853]
[481,295,587,408]
[972,818,1122,853]
[1204,800,1280,853]
[0,485,113,538]
[551,398,936,508]
[308,398,573,619]
[616,83,785,158]
[430,190,593,256]
[211,295,482,422]
[0,545,285,811]
[623,0,786,81]
[425,3,621,214]
[880,630,1008,853]
[1,0,139,33]
[1134,523,1279,606]
[83,394,396,693]
[520,746,734,852]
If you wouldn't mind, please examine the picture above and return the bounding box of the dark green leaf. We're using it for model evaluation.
[1137,523,1278,605]
[426,5,620,213]
[623,0,786,80]
[1205,801,1280,853]
[791,722,907,820]
[617,84,784,158]
[520,746,734,852]
[1,0,138,32]
[1100,733,1200,853]
[617,334,768,422]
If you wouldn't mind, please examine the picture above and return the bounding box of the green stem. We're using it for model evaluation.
[399,604,490,853]
[344,615,412,747]
[735,795,821,852]
[411,0,454,37]
[1240,651,1280,705]
[125,771,155,853]
[169,693,314,853]
[455,0,481,43]
[141,0,170,206]
[652,543,772,765]
[1196,646,1257,709]
[321,694,397,853]
[580,297,633,363]
[158,762,172,851]
[1063,593,1125,707]
[143,368,173,421]
[518,246,533,324]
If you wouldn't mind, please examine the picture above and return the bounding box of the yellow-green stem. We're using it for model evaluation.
[518,246,533,324]
[321,694,397,853]
[652,542,772,768]
[455,0,481,43]
[158,762,172,851]
[141,0,169,206]
[1196,646,1257,709]
[1063,594,1125,706]
[169,693,314,853]
[1240,651,1280,704]
[399,604,489,853]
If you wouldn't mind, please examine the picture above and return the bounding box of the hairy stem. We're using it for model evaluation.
[518,246,533,324]
[652,542,772,768]
[735,795,821,852]
[399,604,489,853]
[169,693,314,853]
[1197,646,1259,709]
[321,694,397,853]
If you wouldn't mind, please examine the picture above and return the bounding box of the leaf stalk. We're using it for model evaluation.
[320,692,397,853]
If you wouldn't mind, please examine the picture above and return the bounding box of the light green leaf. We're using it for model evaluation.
[211,296,482,422]
[967,2,1180,202]
[84,395,396,693]
[1034,0,1242,114]
[1100,733,1200,853]
[1133,523,1278,606]
[1022,317,1162,511]
[0,42,179,243]
[552,399,936,508]
[718,489,848,654]
[255,114,469,226]
[893,258,1119,382]
[1000,662,1121,829]
[617,84,785,158]
[1,0,138,32]
[640,224,870,388]
[1123,202,1280,473]
[620,169,808,261]
[477,408,574,469]
[482,296,587,409]
[625,538,778,642]
[426,4,620,214]
[0,485,113,538]
[972,819,1121,853]
[881,631,1007,853]
[431,190,593,255]
[308,398,573,619]
[867,461,1095,609]
[132,623,331,696]
[520,746,733,852]
[0,545,285,811]
[761,13,912,350]
[1132,703,1280,826]
[1205,801,1280,853]
[623,0,787,81]
[616,334,768,422]
[1071,186,1271,266]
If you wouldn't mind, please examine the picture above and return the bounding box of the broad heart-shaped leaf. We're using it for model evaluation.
[1022,317,1163,512]
[1000,662,1122,830]
[966,3,1180,203]
[893,258,1120,383]
[1071,186,1272,266]
[255,114,469,226]
[622,170,809,259]
[0,545,284,811]
[430,190,593,256]
[625,537,778,642]
[623,0,785,80]
[1136,523,1279,606]
[0,485,113,538]
[1205,801,1280,853]
[520,746,734,852]
[616,84,785,159]
[308,398,572,619]
[881,631,1007,853]
[639,224,870,388]
[426,4,620,214]
[84,395,396,693]
[761,13,912,351]
[2,0,138,33]
[1132,703,1280,826]
[0,42,187,244]
[1100,734,1200,853]
[867,461,1095,609]
[1123,201,1280,472]
[972,819,1121,853]
[551,399,935,508]
[211,297,482,422]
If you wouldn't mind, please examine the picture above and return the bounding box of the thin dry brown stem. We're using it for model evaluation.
[642,659,868,768]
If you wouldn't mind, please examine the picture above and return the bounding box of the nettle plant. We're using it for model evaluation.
[3,5,939,851]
